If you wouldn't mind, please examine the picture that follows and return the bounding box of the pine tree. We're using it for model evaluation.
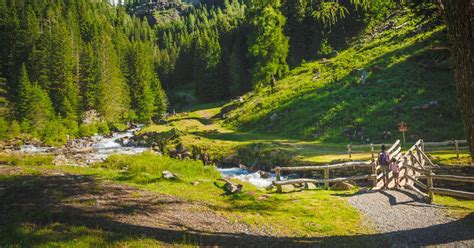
[16,64,31,120]
[193,31,222,102]
[96,34,129,122]
[248,0,289,89]
[25,82,54,130]
[79,43,99,110]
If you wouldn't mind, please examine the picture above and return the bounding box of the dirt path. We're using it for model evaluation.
[348,189,474,247]
[0,166,273,245]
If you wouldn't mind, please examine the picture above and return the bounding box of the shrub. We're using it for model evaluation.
[79,123,98,137]
[98,152,220,183]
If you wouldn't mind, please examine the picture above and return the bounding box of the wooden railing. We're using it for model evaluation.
[272,162,377,193]
[402,139,474,202]
[423,140,469,158]
[272,139,474,202]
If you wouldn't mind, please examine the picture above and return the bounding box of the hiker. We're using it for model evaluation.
[378,145,390,189]
[389,158,400,189]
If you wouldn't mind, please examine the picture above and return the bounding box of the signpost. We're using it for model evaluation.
[398,121,408,143]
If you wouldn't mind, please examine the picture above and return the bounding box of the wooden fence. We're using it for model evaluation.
[273,139,474,202]
[272,141,403,192]
[402,139,474,202]
[272,161,377,193]
[348,139,469,159]
[346,143,380,159]
[423,140,469,158]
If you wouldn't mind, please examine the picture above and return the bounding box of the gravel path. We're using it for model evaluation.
[349,189,474,247]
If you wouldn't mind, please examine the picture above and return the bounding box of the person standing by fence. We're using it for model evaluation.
[378,145,390,190]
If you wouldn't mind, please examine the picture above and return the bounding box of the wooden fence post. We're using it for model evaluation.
[421,139,425,152]
[371,161,377,188]
[455,140,460,158]
[348,144,352,159]
[370,143,375,159]
[324,168,329,190]
[403,156,409,185]
[427,170,434,203]
[275,168,282,193]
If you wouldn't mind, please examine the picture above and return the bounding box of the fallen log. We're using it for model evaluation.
[218,178,243,194]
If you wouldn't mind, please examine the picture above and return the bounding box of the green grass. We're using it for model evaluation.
[434,195,474,218]
[0,154,376,242]
[92,153,373,237]
[224,10,464,143]
[429,150,472,166]
[0,153,54,166]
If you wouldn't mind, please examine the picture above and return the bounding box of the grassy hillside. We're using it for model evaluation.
[224,9,464,143]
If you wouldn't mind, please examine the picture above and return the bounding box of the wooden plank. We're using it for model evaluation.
[432,188,474,199]
[387,140,401,154]
[275,168,282,193]
[272,174,375,186]
[324,168,329,189]
[273,162,373,172]
[418,175,474,183]
[410,153,425,169]
[407,140,422,152]
[403,163,429,174]
[389,146,401,158]
[405,174,428,190]
[405,184,430,200]
[415,146,427,168]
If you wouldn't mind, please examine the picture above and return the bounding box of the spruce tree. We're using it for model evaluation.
[193,30,222,102]
[96,34,129,122]
[248,0,289,89]
[16,64,31,120]
[25,82,54,131]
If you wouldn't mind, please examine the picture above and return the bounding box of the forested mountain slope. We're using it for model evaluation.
[0,0,166,144]
[223,9,463,143]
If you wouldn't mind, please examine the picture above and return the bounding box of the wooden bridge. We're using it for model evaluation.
[273,139,474,203]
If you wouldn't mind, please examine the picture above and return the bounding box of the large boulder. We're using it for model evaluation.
[331,182,354,191]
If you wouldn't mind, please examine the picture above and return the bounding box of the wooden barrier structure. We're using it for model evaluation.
[347,143,382,159]
[423,140,468,158]
[401,139,474,202]
[273,140,402,192]
[272,161,377,193]
[273,139,474,203]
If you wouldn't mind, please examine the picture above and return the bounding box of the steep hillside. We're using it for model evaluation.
[224,9,464,143]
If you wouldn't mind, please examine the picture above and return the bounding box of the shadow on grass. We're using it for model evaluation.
[1,173,473,247]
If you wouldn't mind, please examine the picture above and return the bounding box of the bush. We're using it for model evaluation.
[0,117,8,139]
[8,120,21,138]
[97,122,110,134]
[98,152,220,183]
[40,119,68,145]
[79,123,98,137]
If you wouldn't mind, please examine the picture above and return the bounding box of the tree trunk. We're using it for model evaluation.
[442,0,474,161]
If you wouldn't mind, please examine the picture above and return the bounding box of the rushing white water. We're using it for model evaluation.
[19,125,149,164]
[83,126,149,163]
[217,167,280,188]
[20,145,50,153]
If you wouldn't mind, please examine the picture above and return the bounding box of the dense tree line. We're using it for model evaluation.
[150,0,399,107]
[0,0,405,143]
[0,0,166,143]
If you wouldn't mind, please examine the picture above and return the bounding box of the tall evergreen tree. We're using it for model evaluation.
[96,34,129,122]
[127,41,158,122]
[16,64,31,120]
[193,30,222,102]
[248,0,289,89]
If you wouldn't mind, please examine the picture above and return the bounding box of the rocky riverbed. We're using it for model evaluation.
[2,125,149,166]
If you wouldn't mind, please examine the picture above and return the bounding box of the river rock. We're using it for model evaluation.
[182,151,192,159]
[259,171,270,179]
[332,182,354,191]
[162,170,177,180]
